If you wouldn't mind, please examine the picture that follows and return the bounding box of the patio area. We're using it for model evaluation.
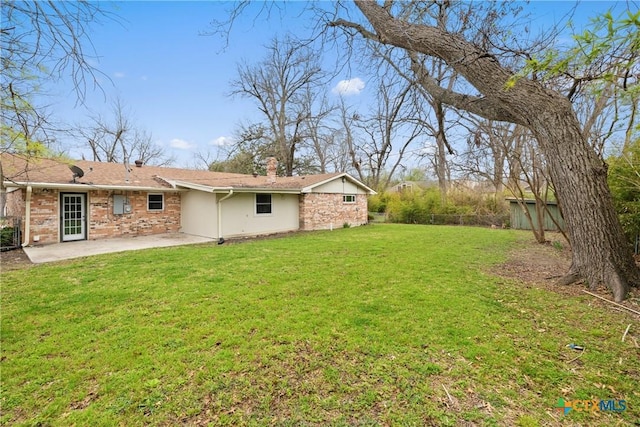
[21,233,215,264]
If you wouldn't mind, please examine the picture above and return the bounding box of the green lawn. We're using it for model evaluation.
[1,224,638,426]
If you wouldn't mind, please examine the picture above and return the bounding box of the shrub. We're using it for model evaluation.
[1,227,18,248]
[367,193,393,213]
[372,186,509,226]
[608,139,640,249]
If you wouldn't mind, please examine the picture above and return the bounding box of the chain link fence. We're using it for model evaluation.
[369,212,509,228]
[427,214,510,227]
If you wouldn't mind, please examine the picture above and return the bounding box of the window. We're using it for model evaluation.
[400,183,412,193]
[256,194,272,214]
[148,194,164,211]
[343,194,356,204]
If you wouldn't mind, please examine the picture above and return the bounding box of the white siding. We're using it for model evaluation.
[311,179,367,194]
[180,191,218,238]
[221,193,299,237]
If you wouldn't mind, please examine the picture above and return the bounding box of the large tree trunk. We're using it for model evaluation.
[434,101,450,202]
[530,105,639,301]
[347,1,640,301]
[0,160,6,217]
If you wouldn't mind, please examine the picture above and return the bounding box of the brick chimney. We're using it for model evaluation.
[266,157,277,183]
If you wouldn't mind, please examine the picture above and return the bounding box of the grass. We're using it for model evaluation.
[1,224,638,426]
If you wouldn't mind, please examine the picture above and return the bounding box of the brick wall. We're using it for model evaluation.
[29,190,59,244]
[5,188,28,244]
[5,188,25,218]
[5,188,61,245]
[87,190,181,239]
[299,193,368,230]
[7,188,182,245]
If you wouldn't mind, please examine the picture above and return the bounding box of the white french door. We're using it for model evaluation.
[61,193,86,241]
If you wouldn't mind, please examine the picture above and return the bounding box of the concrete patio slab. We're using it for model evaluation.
[22,233,215,264]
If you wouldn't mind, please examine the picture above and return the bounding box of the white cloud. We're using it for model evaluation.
[419,144,436,156]
[114,72,125,78]
[332,78,365,96]
[209,136,233,146]
[170,138,195,150]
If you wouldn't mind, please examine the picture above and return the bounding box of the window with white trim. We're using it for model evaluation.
[148,193,164,211]
[256,194,272,214]
[343,194,356,203]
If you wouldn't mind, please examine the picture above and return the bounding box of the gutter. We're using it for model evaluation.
[168,179,301,194]
[22,185,32,246]
[217,190,234,244]
[3,181,184,193]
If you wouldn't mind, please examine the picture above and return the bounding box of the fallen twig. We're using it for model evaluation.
[442,384,454,405]
[622,324,631,342]
[582,290,640,316]
[567,348,585,363]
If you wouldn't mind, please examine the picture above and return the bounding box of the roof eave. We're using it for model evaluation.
[2,181,182,192]
[231,187,301,194]
[301,173,377,195]
[169,179,301,194]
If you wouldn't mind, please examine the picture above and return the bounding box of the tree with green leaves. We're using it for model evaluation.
[608,138,640,252]
[1,1,110,151]
[327,2,639,301]
[1,1,111,214]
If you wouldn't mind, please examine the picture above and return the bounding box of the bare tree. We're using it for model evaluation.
[405,1,480,200]
[411,58,458,201]
[328,1,505,196]
[329,1,638,300]
[349,76,424,190]
[1,1,112,214]
[479,123,567,244]
[299,88,337,173]
[381,49,460,198]
[337,100,362,179]
[458,120,512,197]
[504,128,567,244]
[76,98,174,166]
[1,1,110,105]
[229,35,325,176]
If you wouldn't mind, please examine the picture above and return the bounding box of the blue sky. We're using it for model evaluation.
[44,1,630,168]
[50,1,312,166]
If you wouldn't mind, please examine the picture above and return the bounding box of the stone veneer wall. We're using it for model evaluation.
[6,188,181,245]
[299,193,368,231]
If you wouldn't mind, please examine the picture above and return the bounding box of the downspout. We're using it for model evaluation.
[217,190,234,244]
[22,185,32,247]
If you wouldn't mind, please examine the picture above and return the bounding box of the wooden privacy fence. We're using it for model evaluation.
[507,198,565,232]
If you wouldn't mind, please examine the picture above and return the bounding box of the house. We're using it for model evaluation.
[389,180,433,193]
[1,154,376,246]
[390,179,497,194]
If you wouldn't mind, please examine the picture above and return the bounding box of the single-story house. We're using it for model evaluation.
[1,154,376,246]
[389,180,433,193]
